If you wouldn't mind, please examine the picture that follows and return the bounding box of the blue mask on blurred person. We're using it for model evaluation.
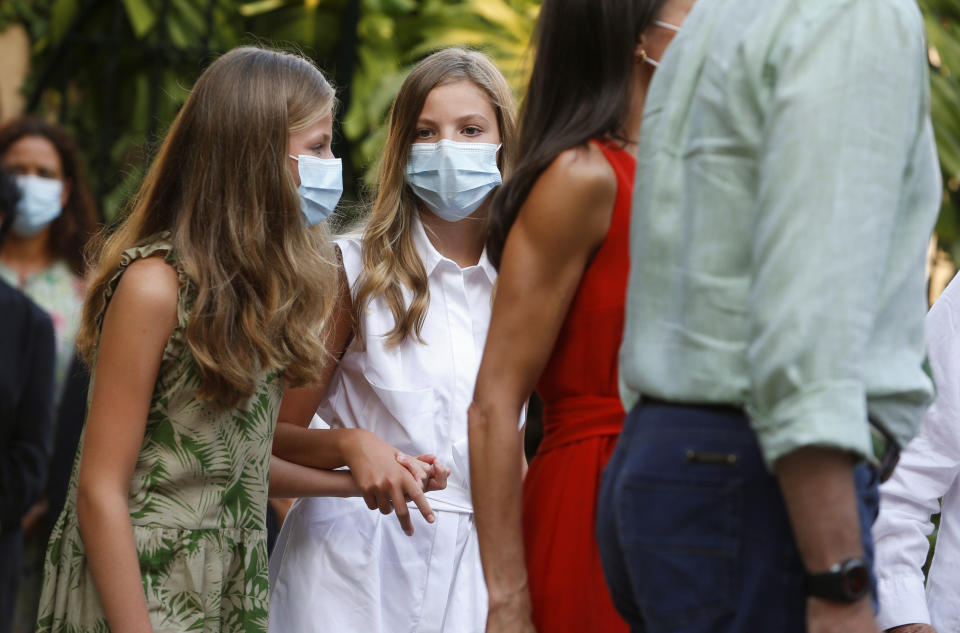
[405,140,502,222]
[14,175,63,238]
[290,155,343,226]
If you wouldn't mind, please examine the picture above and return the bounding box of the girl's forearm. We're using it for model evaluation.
[269,455,361,498]
[272,423,363,470]
[76,488,154,633]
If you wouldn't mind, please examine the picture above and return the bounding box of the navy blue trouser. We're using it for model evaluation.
[596,401,879,633]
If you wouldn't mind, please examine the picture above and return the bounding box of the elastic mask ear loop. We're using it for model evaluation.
[654,20,681,32]
[642,20,681,68]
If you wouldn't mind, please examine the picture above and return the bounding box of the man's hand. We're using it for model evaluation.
[807,597,878,633]
[342,429,435,535]
[886,624,937,633]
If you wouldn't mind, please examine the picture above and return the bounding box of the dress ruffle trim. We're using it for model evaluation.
[99,232,193,367]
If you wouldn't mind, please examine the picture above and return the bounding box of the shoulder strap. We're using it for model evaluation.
[97,234,191,365]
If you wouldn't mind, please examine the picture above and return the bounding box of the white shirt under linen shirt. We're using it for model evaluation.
[874,273,960,632]
[268,214,506,633]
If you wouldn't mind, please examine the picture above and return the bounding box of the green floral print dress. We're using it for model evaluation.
[36,238,283,633]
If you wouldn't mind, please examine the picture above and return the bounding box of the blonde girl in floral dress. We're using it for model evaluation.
[36,46,344,633]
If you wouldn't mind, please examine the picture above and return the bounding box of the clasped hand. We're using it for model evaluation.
[344,429,451,536]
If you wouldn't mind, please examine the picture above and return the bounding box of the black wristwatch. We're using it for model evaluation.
[804,558,870,603]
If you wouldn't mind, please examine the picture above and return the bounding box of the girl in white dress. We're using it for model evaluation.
[268,48,519,633]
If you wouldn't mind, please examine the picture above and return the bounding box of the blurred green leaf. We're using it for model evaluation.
[169,0,206,35]
[240,0,287,17]
[49,0,78,44]
[921,0,960,259]
[121,0,156,38]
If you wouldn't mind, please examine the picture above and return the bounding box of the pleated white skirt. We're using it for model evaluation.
[268,495,486,633]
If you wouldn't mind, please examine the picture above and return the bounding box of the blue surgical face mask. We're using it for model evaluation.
[405,140,502,222]
[289,155,343,226]
[14,174,64,238]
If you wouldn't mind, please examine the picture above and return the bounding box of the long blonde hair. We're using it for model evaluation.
[77,46,339,408]
[353,48,517,347]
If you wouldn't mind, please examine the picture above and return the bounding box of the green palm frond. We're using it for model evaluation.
[921,0,960,258]
[164,590,207,631]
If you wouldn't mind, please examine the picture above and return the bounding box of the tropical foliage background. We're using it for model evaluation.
[0,0,958,242]
[0,0,539,221]
[925,0,960,260]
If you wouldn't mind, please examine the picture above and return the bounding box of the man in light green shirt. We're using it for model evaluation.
[596,0,941,631]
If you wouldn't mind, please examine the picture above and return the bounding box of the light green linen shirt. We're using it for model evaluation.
[620,0,941,468]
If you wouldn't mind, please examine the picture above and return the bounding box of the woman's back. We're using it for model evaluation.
[523,140,635,633]
[535,140,635,434]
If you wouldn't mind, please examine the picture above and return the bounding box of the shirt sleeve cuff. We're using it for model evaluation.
[875,575,931,630]
[746,380,872,470]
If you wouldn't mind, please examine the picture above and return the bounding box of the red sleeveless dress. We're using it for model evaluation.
[522,139,634,632]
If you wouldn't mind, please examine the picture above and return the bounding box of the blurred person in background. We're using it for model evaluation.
[0,117,97,633]
[0,117,96,387]
[0,166,56,633]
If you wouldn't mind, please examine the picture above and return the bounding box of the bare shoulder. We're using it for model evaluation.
[519,142,618,244]
[542,143,617,197]
[110,256,180,323]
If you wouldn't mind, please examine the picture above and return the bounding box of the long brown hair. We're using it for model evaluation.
[0,117,98,275]
[352,48,517,347]
[77,46,339,408]
[486,0,667,269]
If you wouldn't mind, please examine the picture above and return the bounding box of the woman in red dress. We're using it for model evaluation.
[467,0,693,631]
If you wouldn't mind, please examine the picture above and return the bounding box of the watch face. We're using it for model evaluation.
[841,560,870,599]
[805,558,871,603]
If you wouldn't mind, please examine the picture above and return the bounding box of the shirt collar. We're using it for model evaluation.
[411,211,497,285]
[411,212,444,277]
[476,248,498,284]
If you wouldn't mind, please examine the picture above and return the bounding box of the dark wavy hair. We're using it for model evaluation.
[486,0,667,268]
[0,117,98,275]
[0,168,20,247]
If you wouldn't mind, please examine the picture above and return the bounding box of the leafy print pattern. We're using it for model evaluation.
[36,239,282,633]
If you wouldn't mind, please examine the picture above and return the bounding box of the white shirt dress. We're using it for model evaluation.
[269,215,500,633]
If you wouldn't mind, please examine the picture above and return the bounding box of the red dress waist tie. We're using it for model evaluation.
[536,395,625,456]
